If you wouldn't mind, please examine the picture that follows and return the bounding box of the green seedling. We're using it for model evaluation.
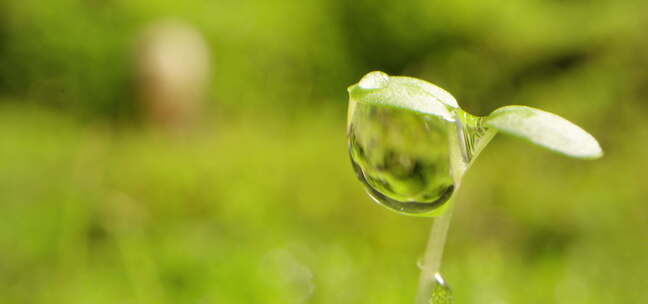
[347,71,602,304]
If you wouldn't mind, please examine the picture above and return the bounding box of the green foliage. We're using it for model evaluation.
[349,71,602,159]
[348,71,457,120]
[1,0,646,118]
[0,106,646,304]
[0,0,646,302]
[486,106,602,159]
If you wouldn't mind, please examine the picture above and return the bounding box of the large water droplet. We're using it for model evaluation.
[428,273,453,304]
[348,101,455,216]
[347,99,494,216]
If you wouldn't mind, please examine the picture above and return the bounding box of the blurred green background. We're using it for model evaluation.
[1,0,647,303]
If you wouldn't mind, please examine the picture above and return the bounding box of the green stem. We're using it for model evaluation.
[413,108,491,303]
[415,204,454,304]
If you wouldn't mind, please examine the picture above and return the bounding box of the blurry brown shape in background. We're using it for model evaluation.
[136,20,211,132]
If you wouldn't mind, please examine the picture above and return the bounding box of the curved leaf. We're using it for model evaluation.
[348,71,458,121]
[485,105,603,159]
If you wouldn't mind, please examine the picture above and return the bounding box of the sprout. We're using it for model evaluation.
[346,71,602,304]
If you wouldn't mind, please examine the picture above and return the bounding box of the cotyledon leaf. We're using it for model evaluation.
[348,71,458,122]
[485,105,603,159]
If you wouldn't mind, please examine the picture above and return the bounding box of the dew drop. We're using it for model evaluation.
[417,258,425,270]
[347,99,495,216]
[358,71,390,89]
[428,273,453,304]
[348,101,455,216]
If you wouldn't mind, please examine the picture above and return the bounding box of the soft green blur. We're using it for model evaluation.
[1,0,647,303]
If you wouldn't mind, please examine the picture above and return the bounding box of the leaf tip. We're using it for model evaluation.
[486,105,604,160]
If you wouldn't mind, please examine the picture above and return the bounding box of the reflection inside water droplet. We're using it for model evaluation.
[348,101,455,215]
[347,96,495,216]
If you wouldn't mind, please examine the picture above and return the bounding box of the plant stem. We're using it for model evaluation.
[414,204,454,304]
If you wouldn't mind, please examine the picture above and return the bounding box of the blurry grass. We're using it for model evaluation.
[1,0,648,302]
[3,0,648,118]
[0,104,646,303]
